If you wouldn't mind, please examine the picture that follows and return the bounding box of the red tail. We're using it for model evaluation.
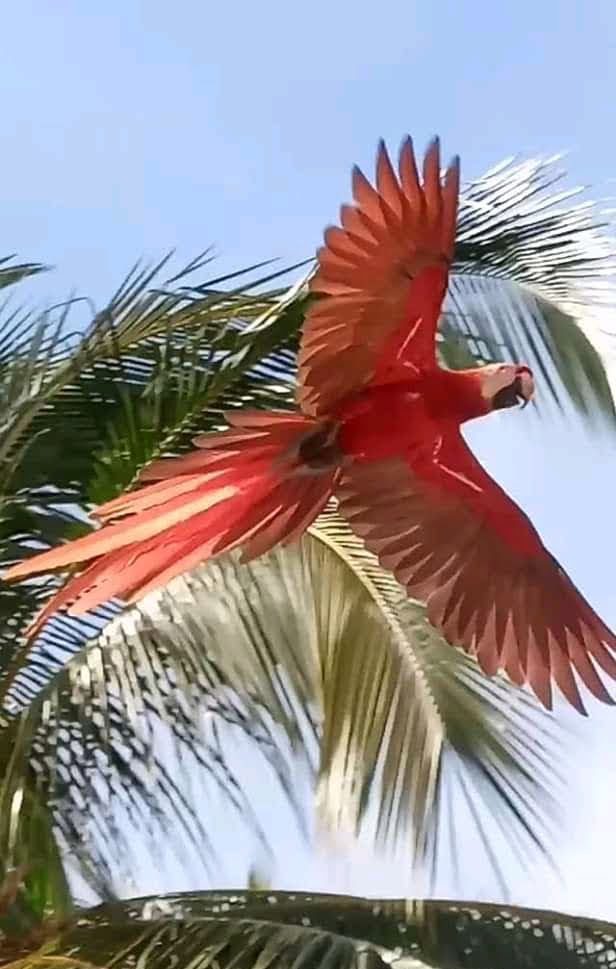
[4,411,341,637]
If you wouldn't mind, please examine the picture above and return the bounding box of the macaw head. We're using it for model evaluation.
[478,363,535,412]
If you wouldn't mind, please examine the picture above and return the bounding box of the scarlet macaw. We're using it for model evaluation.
[6,137,616,713]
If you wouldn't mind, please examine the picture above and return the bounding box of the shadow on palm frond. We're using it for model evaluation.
[3,889,615,969]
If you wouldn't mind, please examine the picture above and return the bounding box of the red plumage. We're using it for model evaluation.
[6,136,616,713]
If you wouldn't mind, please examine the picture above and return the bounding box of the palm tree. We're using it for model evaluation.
[0,152,615,964]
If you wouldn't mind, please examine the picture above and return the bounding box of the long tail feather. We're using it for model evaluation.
[5,411,341,638]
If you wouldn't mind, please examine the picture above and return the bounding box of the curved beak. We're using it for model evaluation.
[515,366,535,408]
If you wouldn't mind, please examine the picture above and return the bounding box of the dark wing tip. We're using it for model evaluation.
[351,163,372,198]
[425,135,441,161]
[375,138,394,173]
[570,688,589,717]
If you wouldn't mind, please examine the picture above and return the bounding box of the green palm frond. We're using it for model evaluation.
[0,255,47,294]
[7,890,616,969]
[0,258,303,704]
[310,510,560,880]
[272,156,616,424]
[446,154,616,423]
[0,255,303,496]
[4,516,557,892]
[0,611,289,894]
[0,711,72,934]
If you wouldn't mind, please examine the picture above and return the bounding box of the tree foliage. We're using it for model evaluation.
[3,889,616,969]
[0,154,614,947]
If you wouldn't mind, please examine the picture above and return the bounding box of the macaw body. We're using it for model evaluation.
[337,369,488,458]
[6,137,616,713]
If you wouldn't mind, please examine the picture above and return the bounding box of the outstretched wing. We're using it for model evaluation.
[336,428,616,713]
[297,137,460,417]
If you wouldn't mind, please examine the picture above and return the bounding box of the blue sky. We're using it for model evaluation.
[5,0,616,304]
[5,0,616,920]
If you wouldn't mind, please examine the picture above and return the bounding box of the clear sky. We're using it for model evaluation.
[5,0,616,920]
